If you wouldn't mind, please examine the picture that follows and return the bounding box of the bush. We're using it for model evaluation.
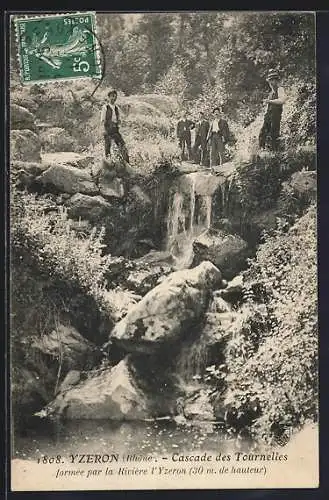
[222,205,318,443]
[231,147,316,217]
[10,188,119,344]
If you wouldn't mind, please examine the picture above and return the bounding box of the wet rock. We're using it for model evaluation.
[67,193,112,221]
[42,152,95,170]
[31,324,98,372]
[218,275,244,303]
[11,103,37,131]
[11,129,41,162]
[45,357,150,420]
[109,261,222,353]
[37,164,98,194]
[40,127,75,152]
[176,171,226,197]
[192,229,249,280]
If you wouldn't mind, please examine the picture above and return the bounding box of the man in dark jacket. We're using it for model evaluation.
[259,69,287,151]
[207,107,231,168]
[100,89,129,162]
[176,112,195,161]
[193,111,210,165]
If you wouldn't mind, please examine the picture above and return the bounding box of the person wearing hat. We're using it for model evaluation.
[193,111,210,166]
[100,89,129,162]
[259,69,287,151]
[206,106,231,169]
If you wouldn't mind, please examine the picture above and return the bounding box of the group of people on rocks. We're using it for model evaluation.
[176,106,234,168]
[100,69,286,167]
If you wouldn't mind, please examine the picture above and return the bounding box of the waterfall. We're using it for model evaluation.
[190,176,196,232]
[176,333,210,386]
[205,195,212,229]
[166,174,217,270]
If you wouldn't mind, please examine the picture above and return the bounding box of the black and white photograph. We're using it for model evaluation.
[9,10,318,490]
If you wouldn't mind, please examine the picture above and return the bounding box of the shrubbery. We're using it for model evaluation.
[10,187,119,345]
[221,205,318,444]
[231,147,316,217]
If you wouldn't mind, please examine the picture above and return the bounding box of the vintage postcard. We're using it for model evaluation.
[8,10,318,491]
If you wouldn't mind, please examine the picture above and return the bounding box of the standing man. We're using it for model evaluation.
[207,107,231,169]
[259,69,287,151]
[193,111,210,166]
[100,89,129,163]
[176,111,195,161]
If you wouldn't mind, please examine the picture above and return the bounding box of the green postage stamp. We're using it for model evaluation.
[14,12,102,83]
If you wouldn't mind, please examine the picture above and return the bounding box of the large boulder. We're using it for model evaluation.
[31,324,98,372]
[192,229,249,280]
[43,357,150,420]
[37,164,98,194]
[11,103,37,132]
[67,193,113,221]
[11,129,41,162]
[42,152,95,170]
[39,127,76,152]
[108,261,222,353]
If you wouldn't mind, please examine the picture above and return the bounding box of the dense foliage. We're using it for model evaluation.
[222,205,318,444]
[95,12,315,128]
[10,187,117,344]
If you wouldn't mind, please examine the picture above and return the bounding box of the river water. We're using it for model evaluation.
[13,420,247,461]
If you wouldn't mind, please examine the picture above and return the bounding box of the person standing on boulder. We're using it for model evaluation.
[193,111,210,166]
[176,111,195,161]
[207,107,231,170]
[100,89,129,163]
[259,69,287,151]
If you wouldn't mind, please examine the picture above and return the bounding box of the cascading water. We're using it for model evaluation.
[176,334,209,390]
[166,173,217,269]
[165,171,235,389]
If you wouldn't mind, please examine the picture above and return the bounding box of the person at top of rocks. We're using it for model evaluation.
[100,89,129,163]
[193,111,210,166]
[259,68,287,152]
[176,110,195,161]
[206,106,231,170]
